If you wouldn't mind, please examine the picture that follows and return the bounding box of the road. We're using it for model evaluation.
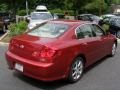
[0,44,120,90]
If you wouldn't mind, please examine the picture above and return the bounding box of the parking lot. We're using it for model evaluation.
[0,44,120,90]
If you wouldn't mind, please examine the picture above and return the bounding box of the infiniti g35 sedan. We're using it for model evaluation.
[6,20,117,83]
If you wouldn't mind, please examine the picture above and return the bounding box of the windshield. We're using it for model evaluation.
[31,13,53,20]
[28,22,69,38]
[91,16,100,20]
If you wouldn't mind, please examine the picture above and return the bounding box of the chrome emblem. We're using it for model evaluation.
[19,45,24,49]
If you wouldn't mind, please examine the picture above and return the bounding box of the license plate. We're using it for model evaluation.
[15,63,23,72]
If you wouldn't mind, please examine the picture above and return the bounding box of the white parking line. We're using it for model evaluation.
[0,31,9,41]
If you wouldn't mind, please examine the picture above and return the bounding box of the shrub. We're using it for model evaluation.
[9,21,28,36]
[101,24,109,33]
[17,10,27,16]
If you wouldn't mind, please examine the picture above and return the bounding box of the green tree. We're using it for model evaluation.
[64,0,91,15]
[112,0,120,4]
[84,0,108,15]
[0,4,8,12]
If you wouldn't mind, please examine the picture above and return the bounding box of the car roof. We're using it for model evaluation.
[79,14,93,16]
[110,16,120,19]
[49,20,91,26]
[31,11,51,14]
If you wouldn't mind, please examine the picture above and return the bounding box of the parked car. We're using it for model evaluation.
[109,16,120,38]
[28,5,55,29]
[99,17,112,25]
[99,14,116,25]
[77,14,101,24]
[101,14,116,19]
[0,12,11,32]
[6,20,117,83]
[28,12,53,30]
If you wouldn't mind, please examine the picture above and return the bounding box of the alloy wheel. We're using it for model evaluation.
[68,57,84,83]
[111,43,116,56]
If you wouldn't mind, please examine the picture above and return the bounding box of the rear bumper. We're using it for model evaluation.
[6,51,66,81]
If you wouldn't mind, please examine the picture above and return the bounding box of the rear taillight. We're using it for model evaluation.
[40,47,56,58]
[9,39,20,51]
[32,46,57,63]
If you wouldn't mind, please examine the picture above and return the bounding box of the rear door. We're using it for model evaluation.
[76,24,103,65]
[92,24,113,56]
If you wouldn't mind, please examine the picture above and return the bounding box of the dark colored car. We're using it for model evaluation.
[99,17,112,25]
[0,12,11,32]
[77,14,101,24]
[109,16,120,38]
[6,20,117,83]
[0,12,15,33]
[99,14,116,26]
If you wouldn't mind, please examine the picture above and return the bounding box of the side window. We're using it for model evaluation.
[92,24,104,36]
[83,16,89,21]
[116,19,120,25]
[76,24,94,39]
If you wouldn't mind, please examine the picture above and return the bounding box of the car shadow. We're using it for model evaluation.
[84,56,111,73]
[13,72,69,90]
[13,55,111,90]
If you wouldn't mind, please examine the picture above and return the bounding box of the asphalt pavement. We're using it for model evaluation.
[0,44,120,90]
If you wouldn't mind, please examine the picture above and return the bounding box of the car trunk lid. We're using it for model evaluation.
[9,34,57,61]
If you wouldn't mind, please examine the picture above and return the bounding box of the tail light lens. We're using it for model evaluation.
[40,47,56,58]
[32,46,57,63]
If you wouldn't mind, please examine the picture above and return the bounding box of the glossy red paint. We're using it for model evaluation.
[6,20,117,81]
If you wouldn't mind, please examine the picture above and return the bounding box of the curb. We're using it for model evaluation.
[0,31,9,46]
[0,31,9,41]
[0,42,9,46]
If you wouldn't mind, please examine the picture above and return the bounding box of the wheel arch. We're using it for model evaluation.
[74,54,87,67]
[114,39,117,47]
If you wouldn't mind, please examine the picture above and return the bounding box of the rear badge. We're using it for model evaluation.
[19,45,24,49]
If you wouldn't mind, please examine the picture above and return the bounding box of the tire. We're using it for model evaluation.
[110,43,117,57]
[116,31,120,39]
[68,57,84,83]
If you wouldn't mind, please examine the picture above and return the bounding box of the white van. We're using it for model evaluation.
[28,5,54,29]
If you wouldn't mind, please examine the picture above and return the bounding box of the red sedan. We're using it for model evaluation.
[6,20,117,83]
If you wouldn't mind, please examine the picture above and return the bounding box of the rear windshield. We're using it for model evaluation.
[28,22,69,38]
[31,13,53,20]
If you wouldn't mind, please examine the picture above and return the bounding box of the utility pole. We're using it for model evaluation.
[26,0,29,16]
[99,0,104,16]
